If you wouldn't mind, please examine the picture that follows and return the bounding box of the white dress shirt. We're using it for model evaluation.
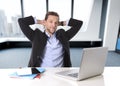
[41,31,64,67]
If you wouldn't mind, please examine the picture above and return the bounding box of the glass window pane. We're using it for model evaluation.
[0,0,21,37]
[23,0,46,20]
[74,0,94,32]
[49,0,71,21]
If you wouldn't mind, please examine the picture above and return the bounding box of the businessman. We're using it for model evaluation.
[18,11,83,67]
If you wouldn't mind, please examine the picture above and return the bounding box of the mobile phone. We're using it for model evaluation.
[31,67,40,74]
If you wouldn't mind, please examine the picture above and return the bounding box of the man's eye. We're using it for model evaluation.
[50,21,52,23]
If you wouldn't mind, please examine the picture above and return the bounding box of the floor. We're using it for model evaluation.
[0,48,120,68]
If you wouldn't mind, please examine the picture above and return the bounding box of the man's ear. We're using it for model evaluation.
[43,20,46,26]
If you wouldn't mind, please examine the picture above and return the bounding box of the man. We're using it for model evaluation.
[18,11,83,67]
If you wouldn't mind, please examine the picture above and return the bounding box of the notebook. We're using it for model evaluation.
[56,47,108,81]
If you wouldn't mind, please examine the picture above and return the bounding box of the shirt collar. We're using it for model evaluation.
[45,30,56,38]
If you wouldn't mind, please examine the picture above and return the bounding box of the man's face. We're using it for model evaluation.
[44,15,59,35]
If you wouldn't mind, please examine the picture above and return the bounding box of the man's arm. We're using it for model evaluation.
[65,18,83,40]
[18,16,35,41]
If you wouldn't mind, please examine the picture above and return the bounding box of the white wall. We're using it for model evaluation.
[103,0,120,50]
[71,0,103,41]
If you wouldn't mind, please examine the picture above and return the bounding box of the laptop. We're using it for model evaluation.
[55,47,108,81]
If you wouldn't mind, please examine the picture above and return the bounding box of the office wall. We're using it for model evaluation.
[71,0,103,41]
[103,0,120,50]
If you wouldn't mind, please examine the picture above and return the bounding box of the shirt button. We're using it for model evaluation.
[37,56,40,59]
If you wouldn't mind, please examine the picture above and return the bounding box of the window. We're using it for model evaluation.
[49,0,71,21]
[0,0,96,39]
[23,0,46,20]
[73,0,94,32]
[0,0,21,36]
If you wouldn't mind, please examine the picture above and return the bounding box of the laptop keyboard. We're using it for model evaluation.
[67,73,78,78]
[56,69,79,78]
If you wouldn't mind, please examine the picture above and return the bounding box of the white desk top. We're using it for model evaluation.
[0,67,120,86]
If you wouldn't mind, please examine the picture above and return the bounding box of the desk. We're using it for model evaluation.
[0,67,120,86]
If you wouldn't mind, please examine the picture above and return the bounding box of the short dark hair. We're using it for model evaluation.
[44,11,59,20]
